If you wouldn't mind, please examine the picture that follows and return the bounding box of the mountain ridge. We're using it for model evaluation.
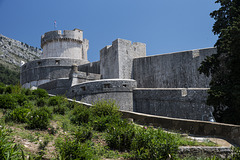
[0,34,41,70]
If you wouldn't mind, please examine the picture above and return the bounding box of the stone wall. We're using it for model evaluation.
[121,110,240,145]
[133,48,216,88]
[100,39,146,79]
[20,58,89,88]
[67,79,137,111]
[41,29,89,60]
[133,88,213,121]
[38,78,71,95]
[78,61,100,74]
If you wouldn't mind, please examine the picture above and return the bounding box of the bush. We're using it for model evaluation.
[106,119,135,151]
[5,107,31,123]
[32,88,48,99]
[0,94,18,109]
[13,94,28,106]
[5,85,14,94]
[91,100,120,118]
[5,85,21,94]
[73,126,93,143]
[66,101,78,109]
[20,88,32,96]
[48,96,66,106]
[26,107,52,129]
[0,126,22,159]
[91,115,121,132]
[36,97,46,107]
[55,136,95,160]
[106,120,179,159]
[53,105,67,115]
[131,127,179,160]
[70,105,90,125]
[0,86,5,94]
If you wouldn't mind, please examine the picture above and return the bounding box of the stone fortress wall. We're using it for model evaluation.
[21,29,216,121]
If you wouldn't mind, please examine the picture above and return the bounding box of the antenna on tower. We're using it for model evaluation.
[54,20,57,30]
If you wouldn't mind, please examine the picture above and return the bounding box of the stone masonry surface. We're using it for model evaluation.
[21,29,218,121]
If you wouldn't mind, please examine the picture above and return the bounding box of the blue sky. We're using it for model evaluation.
[0,0,219,62]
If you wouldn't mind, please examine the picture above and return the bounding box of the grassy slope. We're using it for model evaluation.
[1,86,234,160]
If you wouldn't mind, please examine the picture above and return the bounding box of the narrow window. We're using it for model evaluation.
[104,84,111,88]
[81,86,86,91]
[55,60,60,65]
[37,62,42,66]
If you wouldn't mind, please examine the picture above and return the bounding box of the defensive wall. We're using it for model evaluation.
[20,58,89,88]
[133,48,216,88]
[133,88,213,121]
[67,79,137,111]
[38,78,71,95]
[78,61,100,74]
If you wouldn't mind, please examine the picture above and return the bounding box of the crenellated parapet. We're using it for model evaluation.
[41,29,83,48]
[40,29,89,60]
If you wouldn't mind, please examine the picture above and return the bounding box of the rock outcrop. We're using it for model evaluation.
[0,34,41,68]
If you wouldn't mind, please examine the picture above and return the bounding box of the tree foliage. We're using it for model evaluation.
[199,0,240,124]
[0,64,20,85]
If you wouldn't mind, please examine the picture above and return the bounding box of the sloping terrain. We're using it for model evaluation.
[0,34,41,70]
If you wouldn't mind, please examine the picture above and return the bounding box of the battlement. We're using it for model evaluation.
[41,29,83,48]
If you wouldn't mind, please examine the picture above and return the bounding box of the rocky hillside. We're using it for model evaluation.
[0,34,41,70]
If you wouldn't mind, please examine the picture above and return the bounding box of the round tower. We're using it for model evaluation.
[41,28,89,60]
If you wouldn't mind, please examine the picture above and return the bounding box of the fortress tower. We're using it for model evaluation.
[41,28,89,60]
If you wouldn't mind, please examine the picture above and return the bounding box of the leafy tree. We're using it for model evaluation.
[0,64,19,85]
[199,0,240,124]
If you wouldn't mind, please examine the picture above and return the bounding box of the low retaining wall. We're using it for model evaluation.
[120,110,240,146]
[50,95,240,146]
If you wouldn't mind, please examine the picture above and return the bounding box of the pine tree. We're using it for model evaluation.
[199,0,240,124]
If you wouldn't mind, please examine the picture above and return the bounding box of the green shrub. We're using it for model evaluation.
[5,85,21,94]
[91,100,120,118]
[73,126,93,143]
[55,136,95,160]
[20,88,32,96]
[32,88,48,99]
[5,85,14,94]
[0,126,22,159]
[26,107,52,129]
[5,107,31,123]
[90,100,122,132]
[66,100,79,109]
[106,119,135,151]
[91,115,121,132]
[36,97,46,107]
[0,86,5,94]
[48,96,66,106]
[131,127,179,160]
[0,94,18,109]
[21,101,34,109]
[0,82,5,87]
[70,105,90,125]
[53,105,67,115]
[13,93,28,106]
[232,147,240,159]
